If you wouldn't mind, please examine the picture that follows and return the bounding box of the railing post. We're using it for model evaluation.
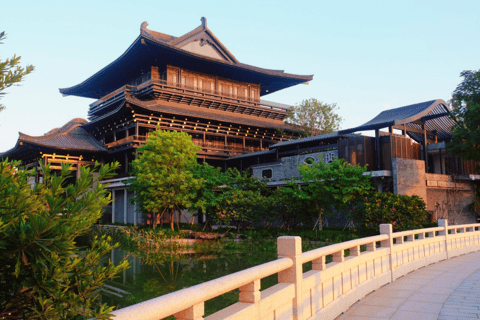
[380,224,393,283]
[278,236,303,320]
[174,303,204,320]
[438,219,449,259]
[239,279,261,303]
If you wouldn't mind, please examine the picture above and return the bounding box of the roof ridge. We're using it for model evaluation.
[140,22,176,42]
[20,118,88,142]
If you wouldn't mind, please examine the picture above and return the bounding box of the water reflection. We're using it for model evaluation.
[99,243,279,315]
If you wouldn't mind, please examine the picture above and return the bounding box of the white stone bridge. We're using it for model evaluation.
[111,220,480,320]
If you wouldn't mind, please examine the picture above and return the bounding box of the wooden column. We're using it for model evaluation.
[135,123,139,136]
[389,126,393,135]
[439,148,443,174]
[76,164,81,179]
[113,131,116,142]
[375,129,381,170]
[124,153,129,174]
[422,122,428,172]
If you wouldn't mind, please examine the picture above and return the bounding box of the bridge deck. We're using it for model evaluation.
[336,250,480,320]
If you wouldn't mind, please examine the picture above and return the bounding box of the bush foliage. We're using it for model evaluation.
[350,192,429,232]
[0,160,129,319]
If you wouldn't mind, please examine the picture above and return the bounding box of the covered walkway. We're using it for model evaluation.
[336,250,480,320]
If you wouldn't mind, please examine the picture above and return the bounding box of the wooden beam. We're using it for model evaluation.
[393,125,435,136]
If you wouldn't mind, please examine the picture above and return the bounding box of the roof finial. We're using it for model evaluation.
[201,17,207,28]
[140,21,151,37]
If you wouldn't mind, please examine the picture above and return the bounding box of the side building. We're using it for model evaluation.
[227,99,480,224]
[1,18,312,225]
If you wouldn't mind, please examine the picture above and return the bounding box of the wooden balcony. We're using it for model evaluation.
[89,80,291,121]
[105,134,265,158]
[105,135,147,150]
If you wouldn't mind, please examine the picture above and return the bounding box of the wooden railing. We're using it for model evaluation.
[89,79,292,121]
[105,135,147,149]
[111,220,480,320]
[106,134,265,155]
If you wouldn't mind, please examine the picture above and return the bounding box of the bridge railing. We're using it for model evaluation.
[111,220,480,320]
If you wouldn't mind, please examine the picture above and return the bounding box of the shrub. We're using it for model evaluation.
[350,192,428,232]
[0,160,129,319]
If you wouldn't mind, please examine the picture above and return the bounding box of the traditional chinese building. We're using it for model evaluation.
[1,17,313,224]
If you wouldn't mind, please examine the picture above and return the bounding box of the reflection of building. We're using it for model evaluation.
[227,100,480,223]
[1,18,312,225]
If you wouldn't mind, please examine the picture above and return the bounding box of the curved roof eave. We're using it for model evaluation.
[340,99,452,136]
[394,99,450,126]
[59,33,313,99]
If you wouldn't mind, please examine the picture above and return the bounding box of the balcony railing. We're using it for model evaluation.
[105,134,265,156]
[89,79,291,120]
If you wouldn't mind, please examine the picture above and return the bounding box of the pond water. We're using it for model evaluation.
[99,239,321,317]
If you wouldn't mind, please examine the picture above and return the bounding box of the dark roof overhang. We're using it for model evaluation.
[59,35,313,99]
[1,119,107,161]
[339,99,454,142]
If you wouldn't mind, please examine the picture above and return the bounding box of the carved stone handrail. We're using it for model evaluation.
[110,219,480,320]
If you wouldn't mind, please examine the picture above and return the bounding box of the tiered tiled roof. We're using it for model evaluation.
[59,18,313,99]
[1,118,106,160]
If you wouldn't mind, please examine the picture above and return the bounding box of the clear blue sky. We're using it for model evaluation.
[1,0,479,152]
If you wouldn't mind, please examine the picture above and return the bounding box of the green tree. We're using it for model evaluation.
[0,160,129,319]
[130,129,201,230]
[288,158,373,228]
[269,186,312,230]
[448,69,480,163]
[191,166,271,228]
[0,31,34,112]
[285,98,343,137]
[189,162,230,224]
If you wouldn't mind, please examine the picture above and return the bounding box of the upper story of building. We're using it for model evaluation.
[59,17,313,124]
[2,18,314,170]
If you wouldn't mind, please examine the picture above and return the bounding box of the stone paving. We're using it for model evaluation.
[336,251,480,320]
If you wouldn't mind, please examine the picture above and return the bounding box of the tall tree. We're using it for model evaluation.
[285,98,342,137]
[130,129,201,230]
[0,160,129,319]
[288,158,373,229]
[448,69,480,163]
[0,31,34,112]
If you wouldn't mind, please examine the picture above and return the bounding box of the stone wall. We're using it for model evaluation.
[392,158,427,203]
[392,159,477,225]
[251,150,338,182]
[426,173,476,224]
